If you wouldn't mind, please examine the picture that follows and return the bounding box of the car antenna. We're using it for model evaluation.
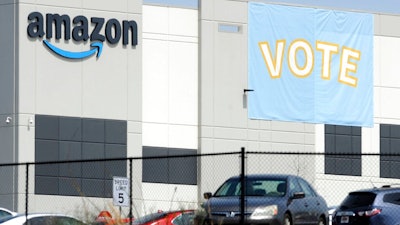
[370,179,376,188]
[169,186,178,211]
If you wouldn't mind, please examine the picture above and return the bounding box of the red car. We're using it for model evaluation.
[95,210,134,225]
[133,210,195,225]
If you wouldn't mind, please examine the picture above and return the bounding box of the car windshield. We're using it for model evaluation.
[339,192,376,209]
[0,214,17,223]
[214,177,287,197]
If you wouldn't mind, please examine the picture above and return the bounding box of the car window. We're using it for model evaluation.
[383,192,400,205]
[0,210,11,218]
[214,178,240,196]
[214,177,287,197]
[0,214,17,223]
[27,216,48,225]
[339,192,376,209]
[26,216,85,225]
[171,212,195,225]
[297,178,316,197]
[289,178,302,194]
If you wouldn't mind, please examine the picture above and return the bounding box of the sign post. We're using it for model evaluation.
[113,177,130,207]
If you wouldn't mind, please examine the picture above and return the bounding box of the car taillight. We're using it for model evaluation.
[357,208,381,217]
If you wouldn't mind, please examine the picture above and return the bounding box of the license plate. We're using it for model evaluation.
[340,216,349,223]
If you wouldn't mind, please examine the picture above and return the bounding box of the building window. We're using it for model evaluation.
[142,146,197,185]
[380,124,400,179]
[35,115,127,197]
[325,125,361,176]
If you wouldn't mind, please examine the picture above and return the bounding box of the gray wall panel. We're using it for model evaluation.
[390,125,400,138]
[381,124,390,137]
[168,148,197,185]
[82,119,105,143]
[60,117,82,141]
[142,146,169,183]
[35,115,127,197]
[104,180,113,198]
[59,141,82,178]
[82,179,105,197]
[375,14,400,37]
[59,178,81,196]
[82,143,105,179]
[35,116,59,140]
[142,146,197,185]
[35,176,58,195]
[105,144,127,179]
[105,120,127,144]
[35,140,59,176]
[325,125,361,176]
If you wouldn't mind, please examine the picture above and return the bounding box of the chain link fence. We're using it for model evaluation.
[0,149,399,224]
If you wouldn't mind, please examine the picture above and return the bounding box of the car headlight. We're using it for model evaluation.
[250,205,278,220]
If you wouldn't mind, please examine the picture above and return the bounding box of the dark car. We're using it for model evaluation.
[202,174,328,225]
[333,185,400,225]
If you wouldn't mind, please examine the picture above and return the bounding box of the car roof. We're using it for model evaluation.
[7,213,79,221]
[0,213,77,224]
[227,174,297,180]
[14,213,71,217]
[0,208,17,214]
[349,186,400,194]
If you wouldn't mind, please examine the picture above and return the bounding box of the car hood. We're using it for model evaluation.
[204,196,285,212]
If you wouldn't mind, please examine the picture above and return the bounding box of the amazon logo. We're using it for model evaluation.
[27,12,138,59]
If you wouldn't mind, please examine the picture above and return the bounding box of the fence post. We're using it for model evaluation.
[129,158,133,225]
[25,163,29,219]
[240,147,245,225]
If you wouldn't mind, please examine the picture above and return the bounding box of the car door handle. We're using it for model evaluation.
[304,203,309,207]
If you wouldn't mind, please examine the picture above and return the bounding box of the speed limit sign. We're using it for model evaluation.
[113,177,130,207]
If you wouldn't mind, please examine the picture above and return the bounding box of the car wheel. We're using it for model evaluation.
[318,216,326,225]
[284,213,292,225]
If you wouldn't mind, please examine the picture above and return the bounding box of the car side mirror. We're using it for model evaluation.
[203,192,212,199]
[292,192,305,199]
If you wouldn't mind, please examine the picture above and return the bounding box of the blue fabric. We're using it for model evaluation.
[248,3,373,127]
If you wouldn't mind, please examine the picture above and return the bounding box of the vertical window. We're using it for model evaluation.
[380,124,400,179]
[325,125,361,176]
[297,178,316,197]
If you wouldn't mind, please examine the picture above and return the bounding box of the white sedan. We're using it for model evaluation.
[0,208,17,219]
[0,213,86,225]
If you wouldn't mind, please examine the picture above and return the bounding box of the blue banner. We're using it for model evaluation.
[248,3,373,127]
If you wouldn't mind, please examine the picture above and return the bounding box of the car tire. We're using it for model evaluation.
[318,216,326,225]
[284,213,292,225]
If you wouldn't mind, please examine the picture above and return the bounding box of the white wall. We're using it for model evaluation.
[12,0,143,214]
[141,4,199,210]
[19,5,141,121]
[142,5,198,150]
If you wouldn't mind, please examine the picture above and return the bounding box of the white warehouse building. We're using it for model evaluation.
[0,0,400,217]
